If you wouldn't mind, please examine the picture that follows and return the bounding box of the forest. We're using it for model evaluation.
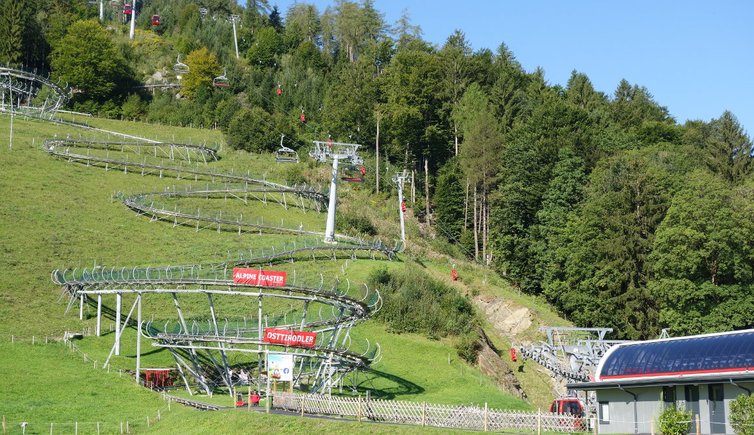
[2,0,753,340]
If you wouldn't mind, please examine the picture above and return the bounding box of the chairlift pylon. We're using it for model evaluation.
[213,69,229,88]
[275,134,299,163]
[173,55,189,76]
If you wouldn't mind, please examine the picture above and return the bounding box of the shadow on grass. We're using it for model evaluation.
[351,368,424,399]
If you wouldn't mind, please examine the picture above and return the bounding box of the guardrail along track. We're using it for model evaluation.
[46,129,397,396]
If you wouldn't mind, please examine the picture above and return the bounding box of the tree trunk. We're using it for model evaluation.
[454,123,459,156]
[411,169,416,204]
[473,185,479,261]
[424,158,431,224]
[464,178,469,230]
[375,115,380,193]
[482,189,487,264]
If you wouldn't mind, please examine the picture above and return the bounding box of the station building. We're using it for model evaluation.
[568,329,754,434]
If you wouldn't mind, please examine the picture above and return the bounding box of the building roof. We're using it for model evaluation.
[568,329,754,390]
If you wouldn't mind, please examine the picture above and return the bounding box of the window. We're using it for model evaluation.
[663,386,676,408]
[599,402,610,424]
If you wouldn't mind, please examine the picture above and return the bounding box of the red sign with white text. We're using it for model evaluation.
[232,268,287,287]
[263,328,317,348]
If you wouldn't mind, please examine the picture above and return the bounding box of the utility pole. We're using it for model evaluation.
[8,86,14,150]
[393,170,410,246]
[129,0,136,40]
[324,156,339,243]
[230,15,240,59]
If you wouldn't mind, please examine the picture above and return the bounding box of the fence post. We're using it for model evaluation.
[301,395,305,417]
[422,402,427,427]
[650,418,655,435]
[49,422,53,435]
[484,402,488,432]
[97,422,100,435]
[696,414,701,435]
[157,410,161,421]
[357,395,362,422]
[75,421,78,435]
[2,415,5,434]
[537,408,541,435]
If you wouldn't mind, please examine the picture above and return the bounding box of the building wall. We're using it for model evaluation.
[594,381,754,434]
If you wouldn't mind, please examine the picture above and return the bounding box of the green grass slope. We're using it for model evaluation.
[0,113,569,430]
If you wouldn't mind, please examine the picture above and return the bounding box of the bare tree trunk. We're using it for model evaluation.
[411,169,416,204]
[454,124,459,156]
[482,190,488,265]
[464,178,469,230]
[473,185,479,261]
[375,114,380,193]
[424,158,430,224]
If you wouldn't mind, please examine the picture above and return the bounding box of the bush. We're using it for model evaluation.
[456,331,482,363]
[731,394,754,435]
[340,213,377,236]
[658,407,691,435]
[368,265,477,338]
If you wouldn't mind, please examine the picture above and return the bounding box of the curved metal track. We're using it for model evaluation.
[0,66,71,114]
[46,130,397,395]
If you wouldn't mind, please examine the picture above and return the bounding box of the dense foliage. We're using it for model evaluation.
[5,0,754,340]
[730,394,754,435]
[658,407,692,435]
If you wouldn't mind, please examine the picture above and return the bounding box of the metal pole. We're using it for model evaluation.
[324,157,339,243]
[96,295,102,336]
[231,16,240,59]
[129,0,136,40]
[79,294,84,320]
[135,293,141,384]
[397,177,406,244]
[115,293,122,355]
[8,85,13,150]
[99,0,104,22]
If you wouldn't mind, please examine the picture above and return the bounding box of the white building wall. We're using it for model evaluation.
[593,381,754,435]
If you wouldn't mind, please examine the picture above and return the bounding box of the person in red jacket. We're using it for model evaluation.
[250,390,260,407]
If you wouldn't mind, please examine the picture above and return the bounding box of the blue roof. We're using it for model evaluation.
[596,329,754,381]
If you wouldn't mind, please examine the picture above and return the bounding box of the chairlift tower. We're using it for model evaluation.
[392,170,410,245]
[311,140,361,243]
[128,0,136,39]
[229,15,240,59]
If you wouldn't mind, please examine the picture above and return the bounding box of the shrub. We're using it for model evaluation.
[658,407,691,435]
[368,265,477,338]
[340,213,377,236]
[731,394,754,435]
[456,331,482,363]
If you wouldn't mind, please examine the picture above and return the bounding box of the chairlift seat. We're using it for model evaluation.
[275,146,299,163]
[152,15,161,26]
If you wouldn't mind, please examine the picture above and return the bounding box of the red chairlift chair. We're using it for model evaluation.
[340,164,365,182]
[123,3,132,15]
[213,69,229,88]
[151,15,161,26]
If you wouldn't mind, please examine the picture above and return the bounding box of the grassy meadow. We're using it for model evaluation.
[0,113,566,432]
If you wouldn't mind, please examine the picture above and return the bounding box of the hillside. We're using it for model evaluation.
[0,113,574,432]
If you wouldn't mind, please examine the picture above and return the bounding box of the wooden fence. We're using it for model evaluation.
[272,392,588,433]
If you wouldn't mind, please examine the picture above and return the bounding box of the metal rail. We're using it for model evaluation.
[46,132,396,396]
